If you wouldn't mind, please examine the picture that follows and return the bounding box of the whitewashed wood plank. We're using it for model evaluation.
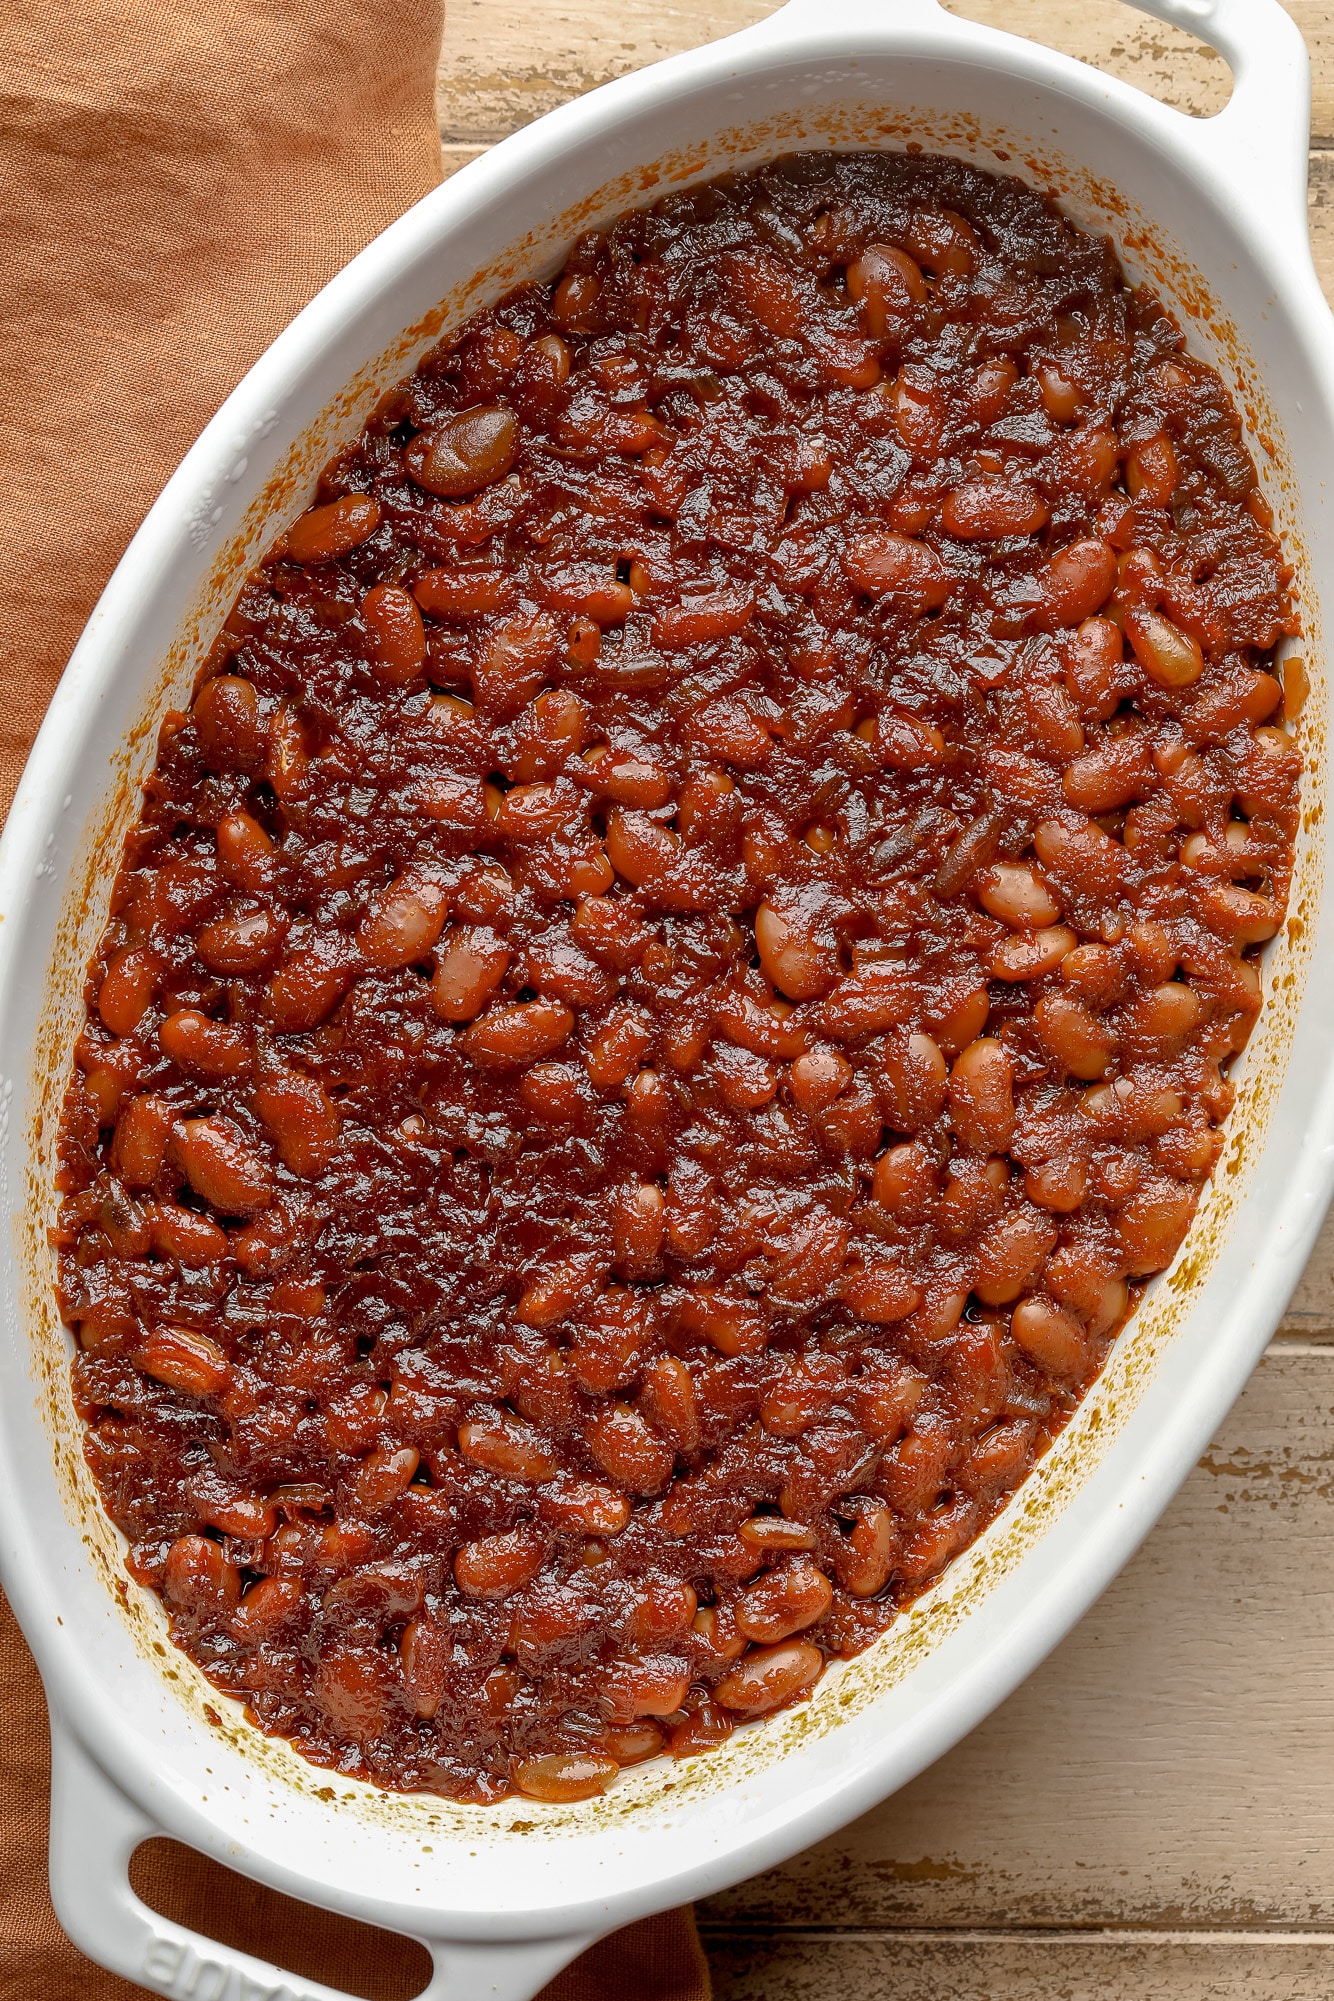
[705,1933,1334,2001]
[434,0,1334,143]
[700,1348,1334,1933]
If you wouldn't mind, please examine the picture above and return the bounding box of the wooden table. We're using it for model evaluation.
[436,9,1334,1994]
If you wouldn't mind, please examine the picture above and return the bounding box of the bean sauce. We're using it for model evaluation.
[55,150,1300,1804]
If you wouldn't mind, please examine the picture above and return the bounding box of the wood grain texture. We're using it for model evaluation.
[431,4,1334,1994]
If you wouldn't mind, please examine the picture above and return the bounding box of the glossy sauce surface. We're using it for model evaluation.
[55,151,1299,1803]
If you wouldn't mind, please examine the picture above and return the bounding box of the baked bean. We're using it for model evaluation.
[361,875,448,970]
[1126,433,1178,507]
[1199,881,1281,946]
[473,612,559,719]
[196,907,285,975]
[171,1117,273,1215]
[1063,616,1124,719]
[990,926,1077,982]
[653,589,755,649]
[840,1264,922,1324]
[736,1562,833,1642]
[362,583,426,684]
[163,1535,241,1615]
[603,1655,692,1721]
[585,1404,675,1494]
[641,1356,701,1453]
[512,1751,618,1802]
[149,1202,230,1267]
[283,494,381,563]
[1034,359,1082,423]
[1010,1295,1087,1377]
[1035,990,1115,1079]
[942,480,1048,539]
[142,1325,230,1398]
[159,1009,252,1080]
[976,862,1061,930]
[263,946,354,1032]
[430,926,509,1022]
[540,1481,631,1535]
[98,947,161,1036]
[754,898,839,1001]
[949,1039,1015,1153]
[192,674,268,773]
[834,1503,900,1597]
[714,1640,823,1715]
[847,242,927,336]
[215,810,276,893]
[233,1576,302,1645]
[463,998,574,1068]
[623,1580,697,1644]
[252,1063,340,1178]
[1038,539,1117,628]
[405,405,518,498]
[1119,1177,1195,1275]
[788,1043,852,1113]
[843,529,954,608]
[1063,734,1153,812]
[875,711,946,770]
[1124,605,1204,688]
[459,1419,561,1483]
[455,1528,546,1601]
[973,1208,1058,1306]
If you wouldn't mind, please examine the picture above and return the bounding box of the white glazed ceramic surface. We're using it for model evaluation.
[1,2,1329,1997]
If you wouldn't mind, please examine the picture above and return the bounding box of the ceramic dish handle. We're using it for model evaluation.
[48,1723,597,2001]
[756,0,1311,242]
[1129,0,1311,230]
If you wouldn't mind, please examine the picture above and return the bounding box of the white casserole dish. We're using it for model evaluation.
[0,0,1328,1995]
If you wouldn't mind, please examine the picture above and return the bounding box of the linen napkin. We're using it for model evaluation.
[0,2,712,1995]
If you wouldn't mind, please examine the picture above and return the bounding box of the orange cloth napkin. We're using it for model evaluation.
[0,4,711,1996]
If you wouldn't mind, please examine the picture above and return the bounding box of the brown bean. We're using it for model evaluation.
[1126,434,1179,507]
[990,925,1077,982]
[1124,605,1204,688]
[215,809,276,893]
[112,1093,174,1188]
[195,907,286,975]
[875,710,946,770]
[843,529,953,608]
[512,1751,618,1802]
[603,1655,692,1722]
[98,946,161,1037]
[362,583,426,685]
[361,875,447,970]
[431,926,510,1022]
[405,405,518,498]
[163,1535,241,1614]
[641,1356,701,1454]
[1198,881,1281,946]
[653,589,755,649]
[942,481,1049,539]
[463,999,574,1069]
[1119,1177,1196,1275]
[192,675,268,774]
[585,1403,675,1494]
[788,1043,852,1113]
[834,1503,901,1597]
[232,1575,302,1645]
[840,1263,922,1324]
[847,242,927,336]
[262,947,353,1032]
[458,1418,560,1482]
[455,1527,546,1600]
[1010,1295,1088,1377]
[473,612,559,719]
[976,862,1061,930]
[149,1202,230,1268]
[714,1639,823,1715]
[141,1325,231,1398]
[973,1209,1058,1306]
[540,1480,631,1535]
[159,1009,252,1080]
[413,569,517,619]
[252,1063,340,1178]
[736,1562,833,1643]
[283,494,381,563]
[1037,539,1117,628]
[171,1116,273,1215]
[1035,990,1115,1079]
[949,1038,1015,1153]
[754,898,838,1001]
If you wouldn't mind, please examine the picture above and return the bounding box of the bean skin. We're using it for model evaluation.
[283,494,381,564]
[405,405,519,498]
[512,1752,618,1802]
[362,584,427,684]
[714,1640,824,1715]
[170,1117,273,1215]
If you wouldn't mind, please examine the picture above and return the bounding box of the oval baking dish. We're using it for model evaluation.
[0,1,1329,1996]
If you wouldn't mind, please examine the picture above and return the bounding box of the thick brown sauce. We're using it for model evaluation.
[55,150,1299,1805]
